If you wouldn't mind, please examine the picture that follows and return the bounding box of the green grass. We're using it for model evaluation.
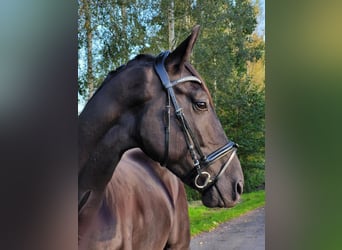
[188,190,265,236]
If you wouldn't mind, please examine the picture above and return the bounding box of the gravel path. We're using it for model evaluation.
[190,207,265,250]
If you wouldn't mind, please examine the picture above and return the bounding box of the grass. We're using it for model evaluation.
[188,190,265,236]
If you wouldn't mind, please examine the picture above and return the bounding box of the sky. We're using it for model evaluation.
[255,0,265,39]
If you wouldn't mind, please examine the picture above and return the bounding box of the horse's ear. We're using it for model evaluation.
[165,25,200,70]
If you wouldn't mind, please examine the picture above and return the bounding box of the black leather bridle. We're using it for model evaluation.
[154,51,238,190]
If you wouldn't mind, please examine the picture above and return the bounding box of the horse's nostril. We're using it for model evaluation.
[236,180,243,195]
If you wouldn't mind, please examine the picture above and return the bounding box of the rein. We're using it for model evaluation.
[154,51,238,190]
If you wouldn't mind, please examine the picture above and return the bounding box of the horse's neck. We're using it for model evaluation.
[78,73,141,209]
[79,64,150,171]
[78,63,157,237]
[79,92,123,170]
[78,109,135,237]
[79,113,137,188]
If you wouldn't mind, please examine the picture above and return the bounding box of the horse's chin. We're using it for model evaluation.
[201,185,238,208]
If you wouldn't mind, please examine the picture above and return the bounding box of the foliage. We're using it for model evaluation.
[185,185,201,201]
[188,190,265,236]
[78,0,161,99]
[187,1,265,192]
[218,75,265,192]
[78,0,265,193]
[243,167,265,193]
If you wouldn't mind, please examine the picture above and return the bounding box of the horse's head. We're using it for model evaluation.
[137,25,244,208]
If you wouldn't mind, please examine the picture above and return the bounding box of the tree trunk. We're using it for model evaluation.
[120,0,128,61]
[168,0,175,50]
[83,0,94,100]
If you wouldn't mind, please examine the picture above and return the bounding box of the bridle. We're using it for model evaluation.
[154,51,238,190]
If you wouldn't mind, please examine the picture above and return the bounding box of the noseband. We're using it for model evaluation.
[154,51,238,190]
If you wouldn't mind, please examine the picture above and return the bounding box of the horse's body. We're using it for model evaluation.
[80,149,190,250]
[79,25,244,249]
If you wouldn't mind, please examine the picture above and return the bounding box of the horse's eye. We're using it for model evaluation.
[194,101,208,111]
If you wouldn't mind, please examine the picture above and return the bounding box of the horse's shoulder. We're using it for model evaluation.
[114,149,183,205]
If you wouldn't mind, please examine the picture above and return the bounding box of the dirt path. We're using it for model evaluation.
[190,207,265,250]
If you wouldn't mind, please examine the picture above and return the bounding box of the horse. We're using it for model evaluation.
[81,148,190,250]
[79,25,244,249]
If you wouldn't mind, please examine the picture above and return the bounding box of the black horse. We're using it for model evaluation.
[79,25,244,249]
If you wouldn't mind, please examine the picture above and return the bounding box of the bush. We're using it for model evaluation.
[242,167,265,193]
[185,185,201,201]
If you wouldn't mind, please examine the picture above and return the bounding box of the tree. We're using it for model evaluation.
[191,0,265,192]
[78,0,161,101]
[78,0,94,99]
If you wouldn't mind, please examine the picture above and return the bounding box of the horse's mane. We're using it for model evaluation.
[92,54,155,97]
[104,54,155,84]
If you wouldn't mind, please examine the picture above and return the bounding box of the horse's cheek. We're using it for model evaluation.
[138,110,165,159]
